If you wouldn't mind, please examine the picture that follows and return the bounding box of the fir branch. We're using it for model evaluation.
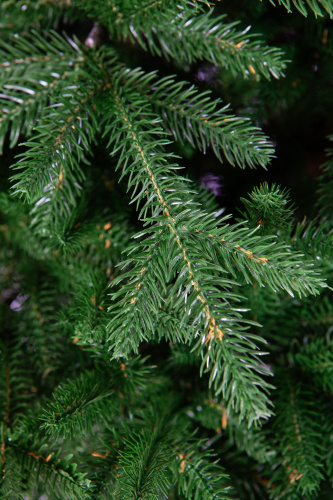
[266,0,333,18]
[0,2,332,497]
[107,230,170,358]
[15,285,64,377]
[171,440,232,500]
[316,136,333,220]
[19,445,94,500]
[0,30,83,76]
[268,373,326,498]
[192,332,274,425]
[104,87,240,347]
[123,10,287,79]
[103,85,233,356]
[102,75,326,422]
[293,336,333,393]
[118,68,275,168]
[182,216,326,298]
[0,193,46,259]
[296,293,333,329]
[0,447,27,499]
[0,337,37,497]
[0,0,76,33]
[74,1,287,79]
[0,31,85,153]
[115,427,172,500]
[57,262,116,354]
[290,218,333,262]
[72,0,210,32]
[103,83,276,423]
[40,370,115,438]
[143,10,287,79]
[224,410,275,464]
[239,182,294,234]
[3,337,35,427]
[7,41,118,240]
[10,90,95,203]
[102,69,325,299]
[0,345,10,474]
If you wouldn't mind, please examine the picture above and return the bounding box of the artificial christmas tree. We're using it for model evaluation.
[0,0,333,498]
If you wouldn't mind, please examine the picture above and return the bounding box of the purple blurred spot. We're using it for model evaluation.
[10,293,29,312]
[200,173,224,196]
[195,64,219,85]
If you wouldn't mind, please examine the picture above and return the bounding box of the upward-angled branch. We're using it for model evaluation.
[116,68,275,168]
[104,85,231,346]
[102,82,276,423]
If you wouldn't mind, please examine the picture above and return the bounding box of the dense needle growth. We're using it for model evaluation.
[0,0,333,498]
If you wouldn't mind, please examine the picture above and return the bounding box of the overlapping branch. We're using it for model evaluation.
[117,68,275,168]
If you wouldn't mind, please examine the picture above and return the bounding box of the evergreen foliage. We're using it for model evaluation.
[0,0,333,498]
[266,0,333,17]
